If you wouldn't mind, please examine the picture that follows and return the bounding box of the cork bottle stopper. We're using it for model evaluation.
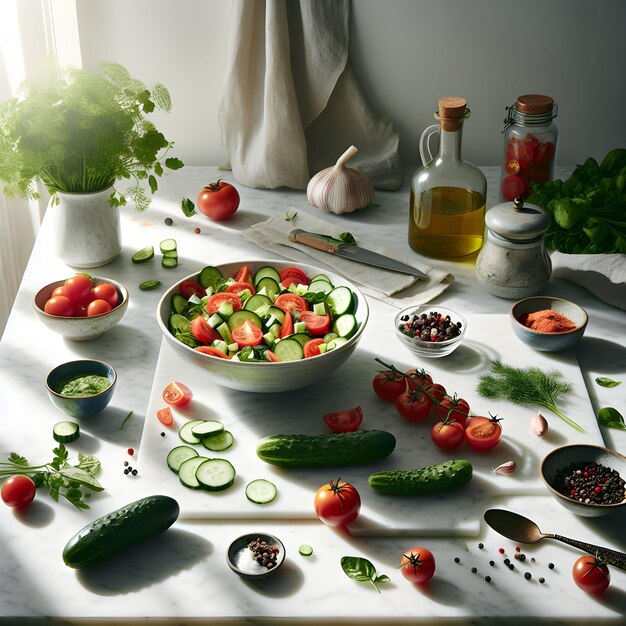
[438,97,468,131]
[516,94,554,114]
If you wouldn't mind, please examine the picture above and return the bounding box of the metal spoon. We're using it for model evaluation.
[484,508,626,571]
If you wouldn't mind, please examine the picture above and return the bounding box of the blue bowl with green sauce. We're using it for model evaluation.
[46,360,117,418]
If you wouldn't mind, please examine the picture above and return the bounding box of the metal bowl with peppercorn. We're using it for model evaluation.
[394,305,466,359]
[541,444,626,517]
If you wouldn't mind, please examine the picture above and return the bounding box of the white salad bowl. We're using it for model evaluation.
[157,260,369,393]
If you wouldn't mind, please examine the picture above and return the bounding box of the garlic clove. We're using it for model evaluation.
[494,461,517,475]
[531,411,548,437]
[307,145,375,214]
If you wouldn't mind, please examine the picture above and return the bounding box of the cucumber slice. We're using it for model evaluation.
[326,336,349,351]
[169,313,191,334]
[245,479,277,504]
[216,322,233,343]
[131,246,154,263]
[178,419,207,445]
[308,280,333,295]
[178,456,209,489]
[162,250,179,259]
[265,306,286,325]
[299,544,314,557]
[201,430,234,452]
[255,276,281,299]
[226,310,263,331]
[139,280,162,291]
[160,238,177,253]
[273,338,304,361]
[190,420,224,439]
[195,458,236,491]
[288,333,310,347]
[171,293,189,314]
[243,294,273,314]
[162,256,178,269]
[166,445,199,473]
[253,266,281,285]
[310,273,332,284]
[53,421,80,443]
[198,266,223,290]
[332,313,358,339]
[326,286,354,316]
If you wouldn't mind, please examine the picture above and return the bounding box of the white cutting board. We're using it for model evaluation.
[137,314,604,537]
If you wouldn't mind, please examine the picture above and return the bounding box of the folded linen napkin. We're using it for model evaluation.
[241,211,454,308]
[551,252,626,311]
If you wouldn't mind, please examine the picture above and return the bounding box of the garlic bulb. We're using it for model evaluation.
[531,411,549,437]
[307,145,375,214]
[494,461,517,476]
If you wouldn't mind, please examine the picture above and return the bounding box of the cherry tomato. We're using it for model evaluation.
[396,390,432,422]
[195,346,230,358]
[179,280,206,300]
[225,281,256,296]
[190,315,220,344]
[507,139,534,169]
[323,406,363,433]
[400,547,436,584]
[425,383,447,403]
[231,319,263,348]
[73,304,88,317]
[196,180,240,221]
[273,293,308,314]
[373,371,407,402]
[87,299,113,317]
[91,282,119,308]
[313,479,361,527]
[44,296,74,317]
[431,418,465,451]
[1,475,36,508]
[405,368,433,391]
[205,292,242,316]
[52,286,67,298]
[298,311,331,336]
[63,274,95,305]
[279,310,294,338]
[157,406,174,427]
[162,381,193,406]
[303,337,325,358]
[435,394,470,427]
[502,175,525,200]
[465,414,503,451]
[233,265,251,284]
[279,267,309,287]
[572,556,610,595]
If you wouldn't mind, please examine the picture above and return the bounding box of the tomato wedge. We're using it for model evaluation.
[279,309,293,338]
[231,319,263,347]
[323,406,363,433]
[274,293,308,313]
[234,265,251,284]
[162,381,193,407]
[205,292,242,315]
[157,406,174,426]
[265,350,280,362]
[179,280,206,300]
[195,346,230,358]
[303,337,325,358]
[279,266,309,287]
[226,281,256,296]
[298,310,331,336]
[190,315,221,344]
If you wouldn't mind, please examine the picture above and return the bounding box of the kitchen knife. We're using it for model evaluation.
[288,229,427,278]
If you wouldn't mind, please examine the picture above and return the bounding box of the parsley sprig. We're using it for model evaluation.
[0,444,103,509]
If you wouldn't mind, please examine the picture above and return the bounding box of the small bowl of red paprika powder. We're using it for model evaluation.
[510,296,588,352]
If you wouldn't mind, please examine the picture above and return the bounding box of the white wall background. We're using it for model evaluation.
[75,0,626,169]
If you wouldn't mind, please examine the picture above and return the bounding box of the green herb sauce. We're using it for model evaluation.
[57,374,111,398]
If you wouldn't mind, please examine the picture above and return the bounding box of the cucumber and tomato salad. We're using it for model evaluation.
[167,264,360,362]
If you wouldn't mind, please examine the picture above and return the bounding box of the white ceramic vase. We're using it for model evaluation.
[54,188,121,268]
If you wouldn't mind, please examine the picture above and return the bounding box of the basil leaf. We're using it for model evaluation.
[181,198,196,217]
[597,407,626,431]
[340,556,377,582]
[57,467,105,492]
[76,453,101,477]
[595,377,622,388]
[375,574,391,583]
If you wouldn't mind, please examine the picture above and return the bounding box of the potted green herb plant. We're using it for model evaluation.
[0,62,183,267]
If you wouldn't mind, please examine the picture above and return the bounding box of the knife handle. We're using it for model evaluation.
[288,229,340,253]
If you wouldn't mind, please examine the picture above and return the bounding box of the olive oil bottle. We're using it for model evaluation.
[409,98,487,260]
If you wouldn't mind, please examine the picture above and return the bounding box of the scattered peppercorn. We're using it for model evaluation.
[127,448,134,456]
[524,572,532,580]
[554,461,625,505]
[123,461,129,467]
[503,558,510,565]
[164,217,173,226]
[471,567,477,574]
[539,577,545,584]
[514,553,527,562]
[489,560,495,567]
[194,227,201,234]
[508,563,515,571]
[485,576,491,583]
[161,432,165,437]
[531,557,536,563]
[132,469,138,476]
[478,542,484,549]
[515,546,521,552]
[399,310,463,343]
[498,548,505,554]
[548,563,555,570]
[454,557,460,563]
[123,468,129,475]
[247,538,279,569]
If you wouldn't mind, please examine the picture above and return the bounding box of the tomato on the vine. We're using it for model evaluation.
[1,475,36,508]
[405,368,433,391]
[313,479,361,526]
[162,381,193,406]
[323,406,363,433]
[425,383,447,403]
[431,418,465,451]
[435,394,470,427]
[396,390,432,422]
[572,556,610,594]
[465,414,503,451]
[400,547,436,584]
[197,180,240,221]
[372,371,406,402]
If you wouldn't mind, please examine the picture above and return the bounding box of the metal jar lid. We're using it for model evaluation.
[486,197,551,243]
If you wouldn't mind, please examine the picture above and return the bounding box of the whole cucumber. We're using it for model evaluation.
[256,430,396,468]
[63,495,180,568]
[368,460,473,495]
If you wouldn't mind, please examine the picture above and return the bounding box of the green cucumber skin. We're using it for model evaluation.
[368,460,473,495]
[62,495,180,569]
[256,430,396,468]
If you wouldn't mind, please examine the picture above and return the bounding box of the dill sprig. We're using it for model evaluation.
[477,359,583,432]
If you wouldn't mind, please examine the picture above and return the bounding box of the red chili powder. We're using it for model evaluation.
[518,309,577,333]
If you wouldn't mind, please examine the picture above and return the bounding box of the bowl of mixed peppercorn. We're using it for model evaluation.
[395,305,466,359]
[541,444,626,517]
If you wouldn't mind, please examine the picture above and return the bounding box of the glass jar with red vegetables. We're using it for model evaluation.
[499,94,558,202]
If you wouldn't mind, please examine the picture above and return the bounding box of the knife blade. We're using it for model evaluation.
[288,229,427,278]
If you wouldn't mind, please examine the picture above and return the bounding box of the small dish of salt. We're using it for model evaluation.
[227,532,286,579]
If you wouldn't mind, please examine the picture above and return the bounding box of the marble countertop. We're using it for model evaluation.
[0,166,624,624]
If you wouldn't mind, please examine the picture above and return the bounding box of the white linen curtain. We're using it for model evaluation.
[218,0,402,190]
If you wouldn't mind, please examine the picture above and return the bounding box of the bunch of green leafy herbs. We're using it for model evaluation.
[0,62,183,210]
[0,444,103,509]
[527,148,626,254]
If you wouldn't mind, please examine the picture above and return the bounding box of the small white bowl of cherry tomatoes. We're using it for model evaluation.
[34,275,128,341]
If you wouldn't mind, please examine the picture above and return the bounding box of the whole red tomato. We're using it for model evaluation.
[372,371,406,402]
[572,556,610,594]
[1,475,36,508]
[396,390,432,422]
[197,180,240,221]
[400,547,436,584]
[431,418,465,451]
[435,393,470,427]
[313,479,361,527]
